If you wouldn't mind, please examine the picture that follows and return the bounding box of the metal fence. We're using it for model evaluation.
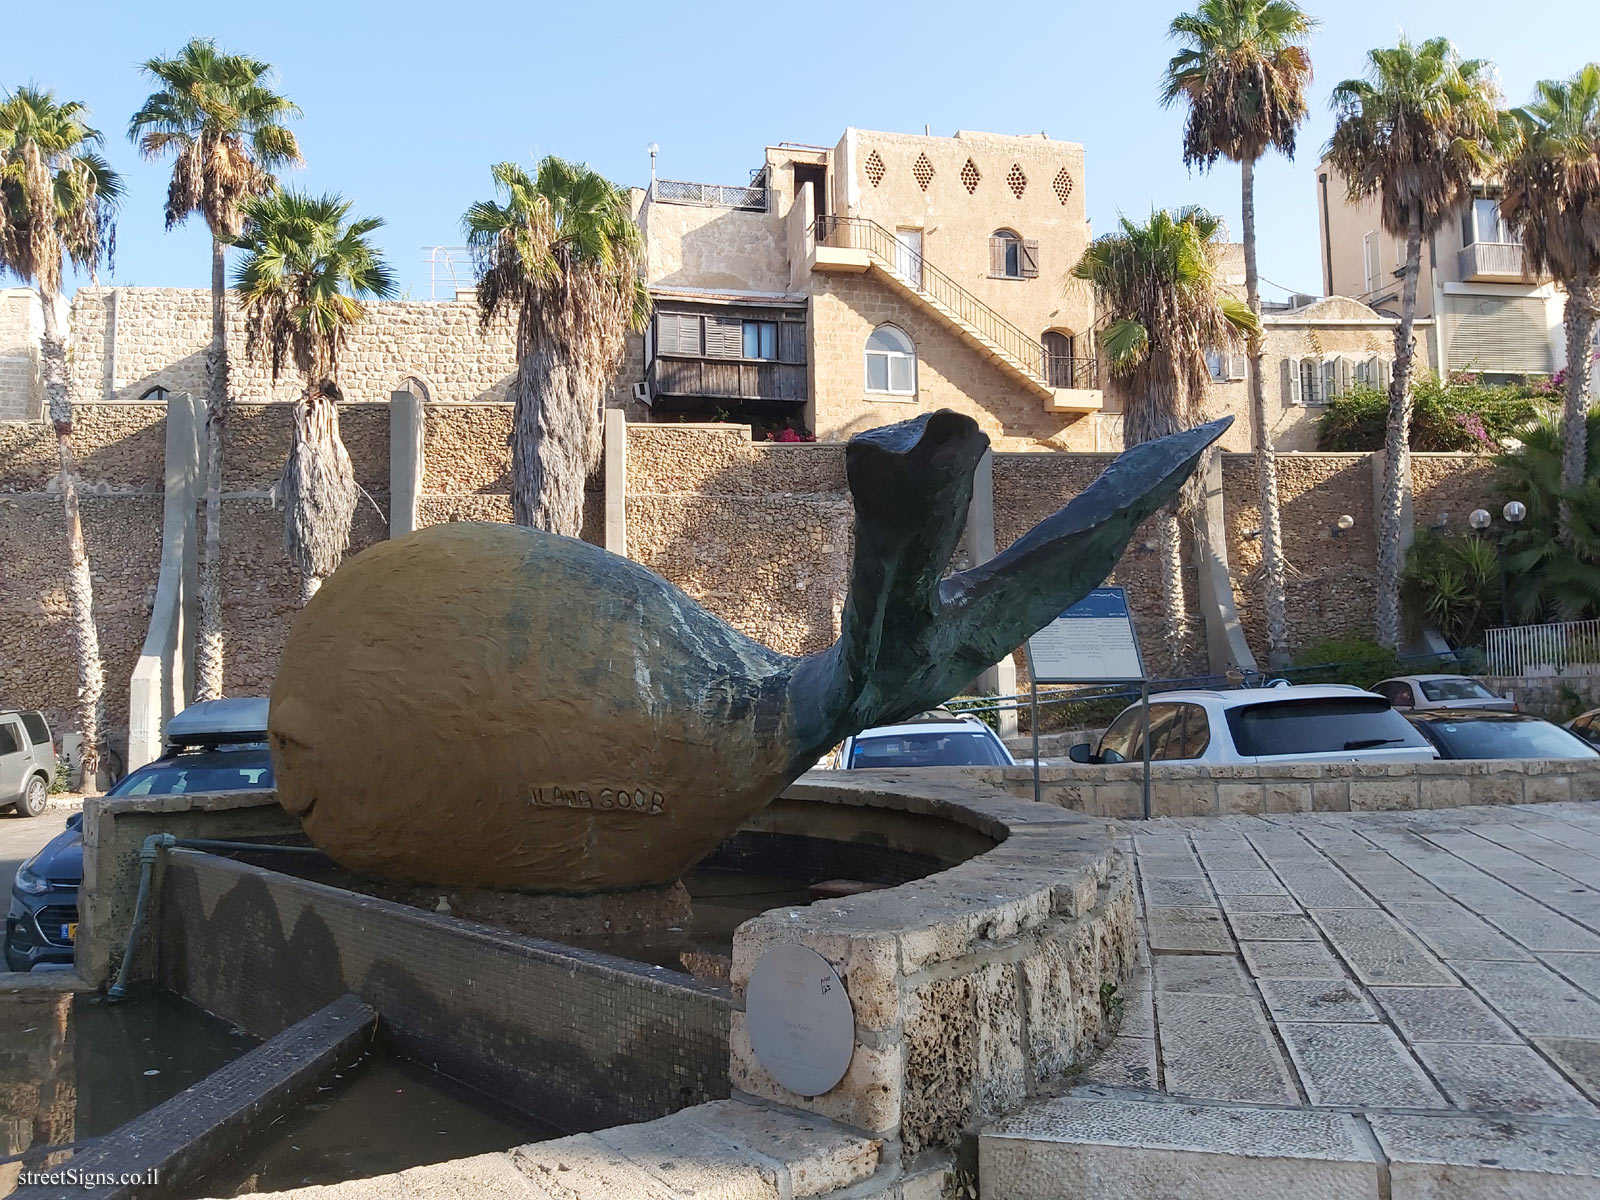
[652,179,769,211]
[1485,619,1600,677]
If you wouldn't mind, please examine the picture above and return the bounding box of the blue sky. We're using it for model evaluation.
[3,0,1591,300]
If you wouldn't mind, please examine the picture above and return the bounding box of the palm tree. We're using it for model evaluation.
[231,190,396,602]
[1498,63,1600,541]
[129,38,301,700]
[1074,208,1257,661]
[1162,0,1315,669]
[464,157,649,532]
[0,86,120,790]
[1327,36,1501,648]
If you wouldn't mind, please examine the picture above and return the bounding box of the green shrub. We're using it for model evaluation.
[1400,530,1501,646]
[1288,637,1405,686]
[1316,374,1547,452]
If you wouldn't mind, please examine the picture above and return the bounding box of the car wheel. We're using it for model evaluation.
[17,775,48,818]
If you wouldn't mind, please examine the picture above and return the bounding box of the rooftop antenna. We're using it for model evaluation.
[924,124,930,136]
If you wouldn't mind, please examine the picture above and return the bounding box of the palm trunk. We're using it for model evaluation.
[1157,506,1188,663]
[195,237,228,700]
[1559,276,1597,542]
[281,386,356,607]
[509,334,597,536]
[1376,211,1425,649]
[1242,157,1289,667]
[300,573,322,604]
[40,294,105,793]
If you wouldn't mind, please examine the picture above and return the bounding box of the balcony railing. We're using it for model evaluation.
[1458,241,1531,282]
[652,179,769,212]
[814,215,1095,392]
[1485,618,1600,677]
[1044,353,1096,390]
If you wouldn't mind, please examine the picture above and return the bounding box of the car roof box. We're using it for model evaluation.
[165,697,270,746]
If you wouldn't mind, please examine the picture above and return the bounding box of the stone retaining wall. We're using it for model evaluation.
[970,757,1600,819]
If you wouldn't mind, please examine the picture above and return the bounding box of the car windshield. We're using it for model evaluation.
[107,752,274,797]
[1424,719,1597,759]
[849,731,1010,768]
[1419,679,1496,702]
[1226,698,1428,758]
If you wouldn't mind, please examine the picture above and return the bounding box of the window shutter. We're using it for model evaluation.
[989,237,1007,276]
[778,320,805,364]
[1337,357,1352,397]
[704,316,743,358]
[1283,357,1301,405]
[657,312,701,356]
[1229,352,1248,381]
[1020,240,1040,278]
[1442,295,1554,373]
[1323,359,1337,401]
[1379,358,1393,389]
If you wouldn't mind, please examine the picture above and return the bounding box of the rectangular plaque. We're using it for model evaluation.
[1025,586,1146,684]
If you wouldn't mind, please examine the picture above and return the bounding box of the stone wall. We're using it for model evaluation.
[0,288,41,421]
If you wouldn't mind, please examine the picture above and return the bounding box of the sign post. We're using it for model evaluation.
[1023,587,1151,818]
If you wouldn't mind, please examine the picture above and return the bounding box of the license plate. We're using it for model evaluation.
[61,923,77,942]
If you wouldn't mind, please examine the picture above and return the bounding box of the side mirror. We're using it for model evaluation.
[1067,742,1094,764]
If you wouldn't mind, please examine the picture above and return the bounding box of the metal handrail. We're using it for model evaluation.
[653,179,769,211]
[813,214,1093,389]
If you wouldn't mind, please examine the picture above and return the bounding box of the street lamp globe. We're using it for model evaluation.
[1336,514,1355,531]
[1469,508,1492,531]
[1503,500,1527,525]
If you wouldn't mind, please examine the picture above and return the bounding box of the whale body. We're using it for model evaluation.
[268,409,1230,892]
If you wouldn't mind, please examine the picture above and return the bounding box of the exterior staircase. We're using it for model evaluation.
[809,215,1101,413]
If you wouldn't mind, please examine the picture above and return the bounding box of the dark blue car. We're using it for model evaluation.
[6,700,272,972]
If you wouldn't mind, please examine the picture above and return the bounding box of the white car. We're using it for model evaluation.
[1370,675,1514,712]
[1067,684,1438,766]
[838,711,1017,769]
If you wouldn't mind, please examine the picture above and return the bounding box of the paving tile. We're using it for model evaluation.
[1385,902,1534,963]
[1274,870,1375,909]
[1153,954,1253,996]
[1143,877,1217,906]
[1206,870,1290,896]
[1453,960,1600,1039]
[1481,904,1600,954]
[1307,908,1456,986]
[984,1094,1380,1200]
[1277,1023,1446,1109]
[1157,993,1300,1104]
[1411,1042,1598,1117]
[1240,940,1346,980]
[1119,967,1155,1038]
[1257,978,1379,1024]
[1146,906,1233,953]
[1535,1038,1600,1103]
[1541,951,1600,998]
[1228,913,1319,941]
[1193,847,1269,872]
[1370,986,1519,1045]
[1370,1113,1600,1194]
[1219,893,1304,915]
[1076,1035,1158,1090]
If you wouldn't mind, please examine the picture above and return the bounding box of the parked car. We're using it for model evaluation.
[1067,685,1438,766]
[1565,708,1600,748]
[5,698,272,972]
[1,708,58,817]
[1370,675,1514,712]
[1407,710,1599,760]
[839,710,1016,769]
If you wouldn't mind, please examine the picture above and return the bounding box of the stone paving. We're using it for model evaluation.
[983,801,1600,1197]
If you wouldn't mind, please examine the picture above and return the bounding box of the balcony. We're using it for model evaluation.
[651,179,769,212]
[647,356,807,406]
[1458,241,1537,283]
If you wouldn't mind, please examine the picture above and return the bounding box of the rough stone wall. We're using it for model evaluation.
[992,452,1206,681]
[0,288,42,421]
[625,426,851,656]
[640,197,790,294]
[1224,451,1376,661]
[67,288,520,406]
[1412,453,1501,530]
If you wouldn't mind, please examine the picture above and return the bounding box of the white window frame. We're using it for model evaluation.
[865,325,917,398]
[1364,231,1381,296]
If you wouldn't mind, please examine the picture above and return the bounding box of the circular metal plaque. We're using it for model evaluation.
[746,944,855,1096]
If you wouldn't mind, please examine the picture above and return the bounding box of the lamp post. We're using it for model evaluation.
[1470,501,1528,627]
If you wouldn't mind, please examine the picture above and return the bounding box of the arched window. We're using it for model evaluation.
[989,229,1037,279]
[865,325,916,396]
[1043,330,1076,387]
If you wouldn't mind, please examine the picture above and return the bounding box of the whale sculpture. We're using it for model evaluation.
[269,409,1231,893]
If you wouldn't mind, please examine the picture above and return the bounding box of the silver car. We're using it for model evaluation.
[1371,675,1515,712]
[1,709,58,817]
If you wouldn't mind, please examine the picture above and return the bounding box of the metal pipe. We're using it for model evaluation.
[107,835,322,1002]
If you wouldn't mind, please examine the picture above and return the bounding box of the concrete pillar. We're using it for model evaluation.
[966,450,1019,737]
[1193,449,1258,675]
[605,408,628,557]
[127,391,202,771]
[389,390,424,538]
